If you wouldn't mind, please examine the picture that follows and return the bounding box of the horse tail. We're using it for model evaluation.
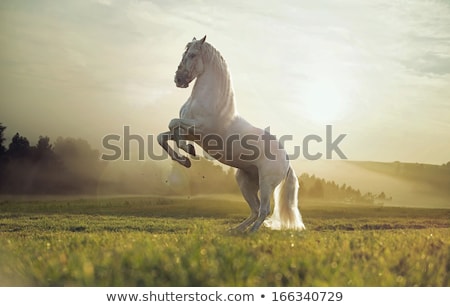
[264,166,305,230]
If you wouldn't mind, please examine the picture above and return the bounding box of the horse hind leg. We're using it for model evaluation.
[249,178,279,233]
[231,169,260,233]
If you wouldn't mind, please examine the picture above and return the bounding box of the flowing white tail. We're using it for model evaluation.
[265,167,305,230]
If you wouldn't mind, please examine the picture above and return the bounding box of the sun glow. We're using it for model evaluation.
[303,78,347,124]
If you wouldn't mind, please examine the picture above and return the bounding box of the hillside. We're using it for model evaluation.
[349,161,450,195]
[293,160,450,209]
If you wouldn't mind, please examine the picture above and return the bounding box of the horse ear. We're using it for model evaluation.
[192,37,197,41]
[199,35,206,45]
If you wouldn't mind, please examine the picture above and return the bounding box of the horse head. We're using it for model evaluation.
[174,35,207,88]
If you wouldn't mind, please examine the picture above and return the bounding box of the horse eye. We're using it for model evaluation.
[188,53,196,59]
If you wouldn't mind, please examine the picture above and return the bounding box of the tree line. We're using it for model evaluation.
[0,123,106,194]
[298,173,390,204]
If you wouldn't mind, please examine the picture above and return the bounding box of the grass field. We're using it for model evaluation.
[0,196,448,286]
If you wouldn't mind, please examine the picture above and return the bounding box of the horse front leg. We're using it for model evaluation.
[169,118,200,157]
[173,127,196,157]
[169,118,197,133]
[157,131,192,168]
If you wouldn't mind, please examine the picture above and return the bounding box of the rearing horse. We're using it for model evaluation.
[158,36,305,232]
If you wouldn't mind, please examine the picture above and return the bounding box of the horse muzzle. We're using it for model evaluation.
[174,71,191,88]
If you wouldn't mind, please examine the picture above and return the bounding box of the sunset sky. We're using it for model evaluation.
[1,0,449,164]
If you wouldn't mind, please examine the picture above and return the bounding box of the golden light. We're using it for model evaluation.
[303,77,347,124]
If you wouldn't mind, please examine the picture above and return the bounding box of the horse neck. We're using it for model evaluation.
[191,47,236,120]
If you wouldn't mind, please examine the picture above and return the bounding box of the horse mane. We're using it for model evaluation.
[201,42,229,75]
[194,40,236,117]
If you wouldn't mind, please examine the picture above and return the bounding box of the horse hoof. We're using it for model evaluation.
[182,158,191,168]
[173,156,191,168]
[249,224,261,233]
[228,224,249,233]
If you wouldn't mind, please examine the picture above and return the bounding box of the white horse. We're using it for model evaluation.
[158,36,305,232]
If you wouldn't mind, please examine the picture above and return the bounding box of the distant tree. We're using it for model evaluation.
[363,192,374,204]
[33,136,58,164]
[8,133,31,158]
[0,124,7,191]
[309,179,324,198]
[2,133,33,193]
[0,123,6,155]
[36,136,52,152]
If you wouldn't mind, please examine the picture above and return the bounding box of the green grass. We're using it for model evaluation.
[0,196,448,286]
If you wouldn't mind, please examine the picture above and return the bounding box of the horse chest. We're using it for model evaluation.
[179,99,214,124]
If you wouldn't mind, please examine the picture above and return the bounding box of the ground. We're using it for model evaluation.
[0,196,448,286]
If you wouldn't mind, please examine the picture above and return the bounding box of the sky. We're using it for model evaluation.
[1,0,449,165]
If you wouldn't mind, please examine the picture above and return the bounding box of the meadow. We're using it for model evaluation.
[0,196,448,286]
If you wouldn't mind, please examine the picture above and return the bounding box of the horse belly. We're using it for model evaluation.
[201,128,288,172]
